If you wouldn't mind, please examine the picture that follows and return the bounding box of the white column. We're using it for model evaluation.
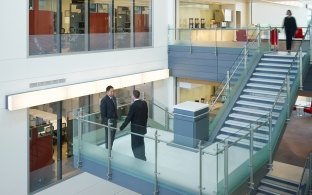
[0,108,28,194]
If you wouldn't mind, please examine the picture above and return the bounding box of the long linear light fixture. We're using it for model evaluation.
[7,69,169,111]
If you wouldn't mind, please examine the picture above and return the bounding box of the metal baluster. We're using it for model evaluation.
[77,108,83,168]
[107,119,112,180]
[286,75,291,121]
[154,130,159,195]
[199,140,203,195]
[249,126,254,191]
[268,112,273,170]
[224,140,229,195]
[299,47,303,90]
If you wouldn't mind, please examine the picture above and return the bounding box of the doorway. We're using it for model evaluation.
[236,11,241,28]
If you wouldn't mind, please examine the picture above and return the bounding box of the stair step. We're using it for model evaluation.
[249,77,292,85]
[264,175,300,187]
[256,68,297,73]
[216,134,266,149]
[225,120,270,132]
[233,107,280,118]
[243,88,286,97]
[260,178,298,193]
[261,58,295,63]
[220,127,269,140]
[258,62,296,68]
[236,100,283,110]
[257,185,295,195]
[247,83,282,90]
[263,53,296,58]
[240,94,285,103]
[253,72,295,79]
[229,113,276,124]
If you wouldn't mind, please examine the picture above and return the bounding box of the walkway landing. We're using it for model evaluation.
[34,172,140,195]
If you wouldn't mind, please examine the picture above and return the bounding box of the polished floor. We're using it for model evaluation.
[274,111,312,167]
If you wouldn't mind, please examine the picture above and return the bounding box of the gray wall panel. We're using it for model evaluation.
[169,45,243,82]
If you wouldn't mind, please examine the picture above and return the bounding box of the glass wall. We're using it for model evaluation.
[29,0,153,56]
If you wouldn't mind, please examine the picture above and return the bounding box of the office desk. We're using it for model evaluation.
[29,109,67,133]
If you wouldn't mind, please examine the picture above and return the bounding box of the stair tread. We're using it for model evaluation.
[249,77,292,84]
[216,134,266,148]
[247,83,282,90]
[256,68,297,73]
[263,53,296,58]
[233,107,280,117]
[243,88,286,96]
[236,100,283,110]
[221,127,269,140]
[257,185,295,195]
[258,62,296,68]
[261,58,295,62]
[265,175,300,186]
[229,113,276,124]
[225,120,270,132]
[253,72,295,79]
[261,178,298,192]
[240,94,285,103]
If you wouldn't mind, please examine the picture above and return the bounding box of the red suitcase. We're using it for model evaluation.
[270,28,278,50]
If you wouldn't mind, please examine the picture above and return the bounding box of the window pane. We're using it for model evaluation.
[29,0,58,55]
[134,0,152,47]
[89,0,113,51]
[114,0,133,49]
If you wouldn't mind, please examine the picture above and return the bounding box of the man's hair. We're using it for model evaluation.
[106,85,114,92]
[133,90,140,99]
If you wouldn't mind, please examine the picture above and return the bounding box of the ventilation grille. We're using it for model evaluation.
[29,78,66,88]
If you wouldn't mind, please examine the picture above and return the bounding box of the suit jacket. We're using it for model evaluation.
[100,95,117,124]
[120,99,148,135]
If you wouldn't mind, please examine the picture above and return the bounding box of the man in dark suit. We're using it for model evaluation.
[120,90,148,161]
[100,85,118,149]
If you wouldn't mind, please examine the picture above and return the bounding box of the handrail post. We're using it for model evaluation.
[268,112,273,170]
[269,26,271,51]
[286,75,291,121]
[165,107,169,131]
[224,140,229,195]
[107,119,112,180]
[244,44,247,70]
[154,130,159,195]
[249,126,254,191]
[226,70,230,96]
[190,28,193,54]
[308,153,312,194]
[257,24,261,50]
[299,47,303,90]
[215,29,217,56]
[198,140,203,195]
[309,153,312,194]
[77,108,83,168]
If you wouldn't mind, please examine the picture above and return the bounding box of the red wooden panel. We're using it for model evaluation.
[29,10,54,35]
[90,13,109,33]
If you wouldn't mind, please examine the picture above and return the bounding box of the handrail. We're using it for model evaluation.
[209,27,259,111]
[76,100,174,119]
[297,154,311,194]
[270,25,310,114]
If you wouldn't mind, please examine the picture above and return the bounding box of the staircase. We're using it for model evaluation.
[215,52,298,149]
[256,175,299,195]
